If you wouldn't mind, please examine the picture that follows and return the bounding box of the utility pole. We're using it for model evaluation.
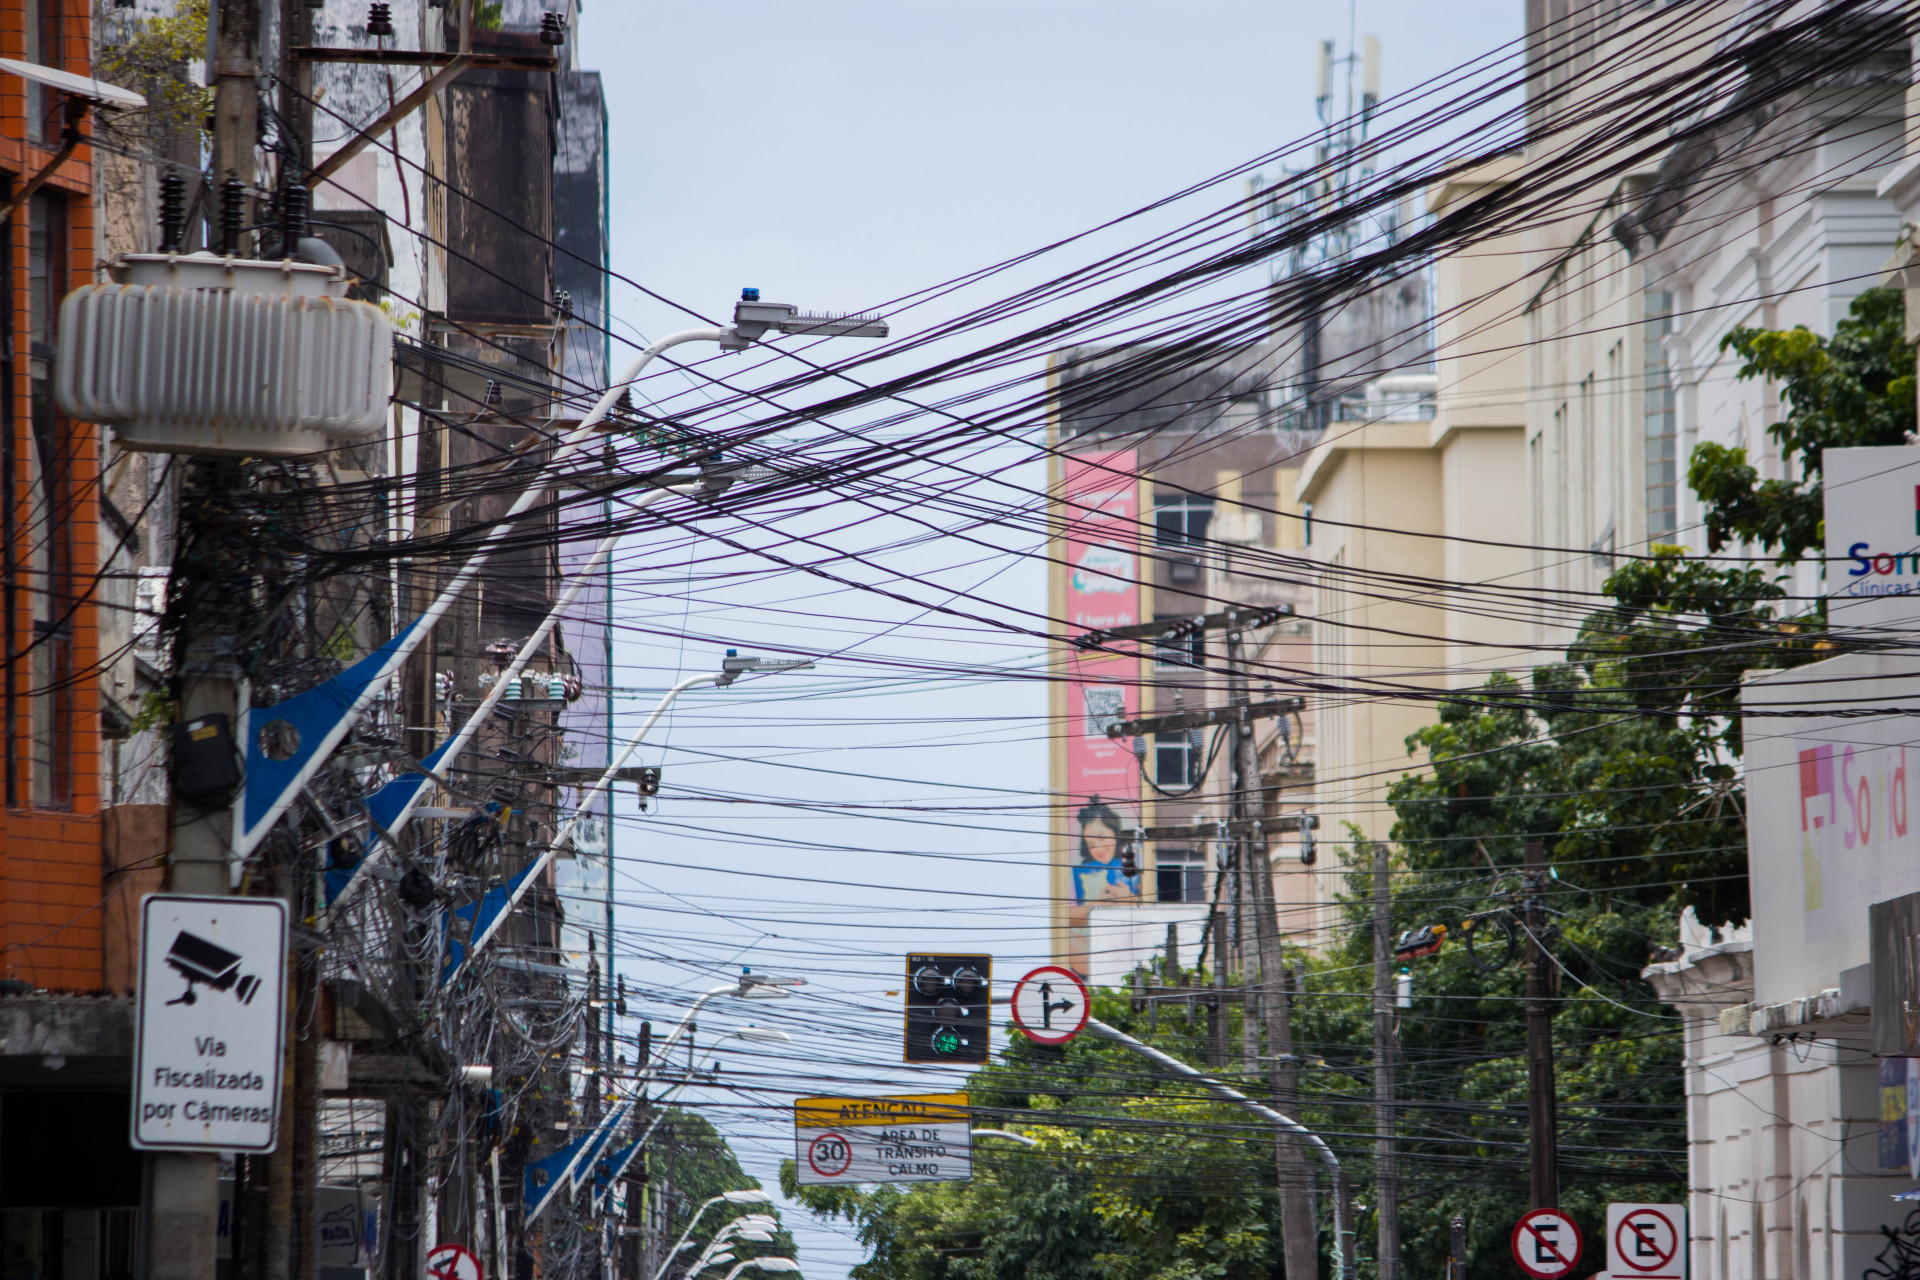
[147,0,260,1252]
[1226,624,1262,1072]
[1224,620,1320,1280]
[1268,958,1318,1280]
[1372,842,1400,1280]
[1524,839,1559,1209]
[1210,910,1230,1068]
[212,0,260,206]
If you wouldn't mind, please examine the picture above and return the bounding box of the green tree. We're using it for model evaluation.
[1689,283,1914,560]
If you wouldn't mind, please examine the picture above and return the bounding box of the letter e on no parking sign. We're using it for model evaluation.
[1511,1209,1582,1280]
[1608,1204,1685,1280]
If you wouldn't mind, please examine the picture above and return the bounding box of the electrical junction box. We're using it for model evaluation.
[171,714,240,805]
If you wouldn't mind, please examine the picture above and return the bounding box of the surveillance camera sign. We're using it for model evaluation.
[133,895,287,1151]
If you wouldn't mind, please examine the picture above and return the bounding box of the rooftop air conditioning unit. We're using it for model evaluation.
[56,252,392,457]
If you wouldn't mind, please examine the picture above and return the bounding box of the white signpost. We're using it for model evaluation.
[1511,1208,1584,1280]
[1608,1204,1685,1280]
[132,894,287,1151]
[1010,965,1089,1045]
[793,1093,971,1186]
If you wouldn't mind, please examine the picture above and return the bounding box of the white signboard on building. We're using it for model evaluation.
[1607,1204,1685,1280]
[1822,446,1920,635]
[793,1093,971,1186]
[1743,654,1920,1004]
[133,894,287,1151]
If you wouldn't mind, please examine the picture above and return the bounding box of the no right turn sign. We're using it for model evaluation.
[1608,1204,1686,1280]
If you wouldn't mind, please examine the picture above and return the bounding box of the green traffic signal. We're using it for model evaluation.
[903,953,992,1064]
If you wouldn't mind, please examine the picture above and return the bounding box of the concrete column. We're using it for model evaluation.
[147,1154,219,1280]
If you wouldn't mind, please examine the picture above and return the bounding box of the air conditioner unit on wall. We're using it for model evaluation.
[56,253,392,458]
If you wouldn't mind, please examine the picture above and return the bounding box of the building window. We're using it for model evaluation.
[25,0,65,146]
[26,193,71,809]
[1154,493,1214,548]
[1155,847,1206,904]
[1151,614,1203,671]
[1644,285,1677,541]
[1154,729,1196,787]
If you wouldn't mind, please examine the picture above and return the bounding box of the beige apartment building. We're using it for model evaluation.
[1294,157,1534,850]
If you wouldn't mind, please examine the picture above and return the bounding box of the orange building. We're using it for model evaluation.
[0,0,107,994]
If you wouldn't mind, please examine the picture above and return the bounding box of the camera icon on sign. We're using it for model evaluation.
[163,931,262,1007]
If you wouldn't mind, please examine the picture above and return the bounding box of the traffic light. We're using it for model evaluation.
[904,953,991,1063]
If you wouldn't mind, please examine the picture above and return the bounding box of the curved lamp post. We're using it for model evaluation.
[651,1191,773,1280]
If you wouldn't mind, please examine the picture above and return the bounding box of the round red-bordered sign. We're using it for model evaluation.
[426,1242,482,1280]
[807,1130,854,1178]
[1511,1209,1583,1280]
[1010,965,1090,1045]
[1612,1207,1680,1274]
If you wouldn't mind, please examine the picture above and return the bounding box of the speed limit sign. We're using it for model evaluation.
[806,1131,854,1179]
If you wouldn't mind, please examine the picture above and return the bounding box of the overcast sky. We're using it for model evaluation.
[582,4,1520,1276]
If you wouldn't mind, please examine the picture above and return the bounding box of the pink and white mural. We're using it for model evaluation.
[1058,450,1143,973]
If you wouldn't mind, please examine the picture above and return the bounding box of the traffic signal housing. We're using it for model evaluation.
[904,953,991,1063]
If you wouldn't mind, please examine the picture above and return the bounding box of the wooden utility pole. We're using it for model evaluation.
[1227,622,1320,1280]
[1372,842,1400,1280]
[1209,910,1230,1067]
[1524,839,1559,1208]
[1268,956,1318,1280]
[1226,624,1262,1072]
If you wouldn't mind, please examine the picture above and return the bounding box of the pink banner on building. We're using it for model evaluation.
[1060,450,1142,972]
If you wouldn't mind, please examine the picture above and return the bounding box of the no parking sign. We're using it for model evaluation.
[1608,1204,1686,1280]
[1511,1208,1583,1280]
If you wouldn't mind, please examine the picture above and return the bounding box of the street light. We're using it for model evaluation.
[451,652,813,975]
[653,1192,775,1280]
[717,1261,801,1280]
[644,972,803,1086]
[234,292,885,865]
[972,1128,1038,1147]
[686,1212,784,1277]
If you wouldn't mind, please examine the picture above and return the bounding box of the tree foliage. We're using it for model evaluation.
[1690,283,1914,560]
[94,0,213,146]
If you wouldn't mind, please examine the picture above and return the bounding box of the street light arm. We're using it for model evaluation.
[580,327,737,434]
[1084,1018,1352,1280]
[324,483,701,927]
[458,671,724,966]
[651,1191,733,1280]
[970,1128,1038,1147]
[233,324,740,862]
[640,985,735,1089]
